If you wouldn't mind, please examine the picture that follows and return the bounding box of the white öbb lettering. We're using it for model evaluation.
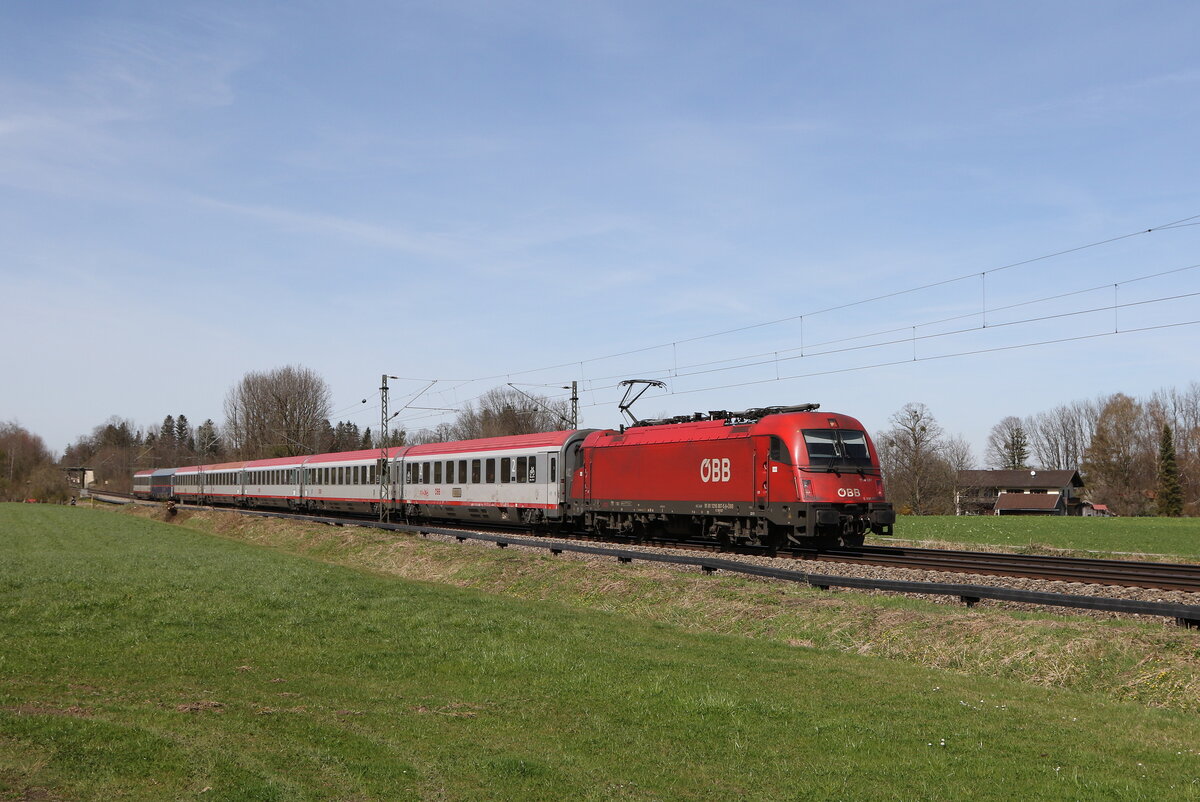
[700,458,731,483]
[837,487,862,498]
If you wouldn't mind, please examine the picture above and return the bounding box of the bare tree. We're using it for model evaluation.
[223,365,333,458]
[1026,399,1099,471]
[943,434,975,473]
[985,416,1030,470]
[1082,393,1154,516]
[0,421,67,501]
[876,402,957,515]
[446,386,571,441]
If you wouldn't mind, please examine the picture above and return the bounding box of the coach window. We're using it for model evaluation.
[369,465,376,484]
[434,462,442,484]
[471,459,481,483]
[515,457,527,483]
[500,457,511,484]
[422,462,431,483]
[445,461,454,482]
[485,458,496,483]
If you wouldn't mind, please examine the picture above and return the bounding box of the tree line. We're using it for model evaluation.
[53,366,568,493]
[877,383,1199,517]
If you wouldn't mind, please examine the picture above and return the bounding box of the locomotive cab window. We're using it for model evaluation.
[801,429,873,470]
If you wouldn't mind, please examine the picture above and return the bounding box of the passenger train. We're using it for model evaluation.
[133,404,895,548]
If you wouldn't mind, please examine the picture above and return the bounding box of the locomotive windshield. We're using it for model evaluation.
[801,429,874,471]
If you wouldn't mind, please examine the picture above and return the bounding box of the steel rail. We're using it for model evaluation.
[811,545,1200,592]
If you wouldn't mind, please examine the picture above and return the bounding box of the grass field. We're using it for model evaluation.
[4,504,1200,800]
[882,514,1200,559]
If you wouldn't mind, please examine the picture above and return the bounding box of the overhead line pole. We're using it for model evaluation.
[379,375,396,522]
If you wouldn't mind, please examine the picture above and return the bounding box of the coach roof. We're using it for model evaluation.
[405,430,581,456]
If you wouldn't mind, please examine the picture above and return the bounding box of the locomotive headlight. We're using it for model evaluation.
[801,479,813,500]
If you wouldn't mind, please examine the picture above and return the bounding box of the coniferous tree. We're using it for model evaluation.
[160,415,177,447]
[175,415,194,454]
[1157,423,1184,517]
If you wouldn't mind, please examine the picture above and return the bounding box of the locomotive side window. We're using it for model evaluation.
[485,459,496,483]
[500,457,511,484]
[769,436,792,465]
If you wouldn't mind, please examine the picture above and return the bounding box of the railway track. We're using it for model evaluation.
[807,545,1200,593]
[95,490,1200,594]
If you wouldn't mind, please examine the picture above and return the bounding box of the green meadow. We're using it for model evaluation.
[3,504,1200,800]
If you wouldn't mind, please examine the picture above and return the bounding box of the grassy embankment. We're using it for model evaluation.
[883,515,1200,559]
[3,503,1200,800]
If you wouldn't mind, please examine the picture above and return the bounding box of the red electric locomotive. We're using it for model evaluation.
[566,404,893,548]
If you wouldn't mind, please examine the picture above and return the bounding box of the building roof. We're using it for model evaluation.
[957,469,1083,489]
[993,493,1065,512]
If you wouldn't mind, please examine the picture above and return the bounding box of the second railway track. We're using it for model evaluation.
[809,544,1200,593]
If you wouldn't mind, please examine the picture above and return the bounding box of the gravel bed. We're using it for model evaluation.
[400,526,1200,625]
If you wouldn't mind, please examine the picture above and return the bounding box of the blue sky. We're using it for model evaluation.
[2,1,1198,460]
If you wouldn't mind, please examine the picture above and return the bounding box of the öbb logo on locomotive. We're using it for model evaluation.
[133,404,895,549]
[699,457,731,483]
